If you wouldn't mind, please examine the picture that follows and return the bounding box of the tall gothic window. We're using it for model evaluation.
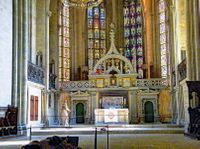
[124,0,144,78]
[87,3,106,74]
[159,0,168,79]
[58,1,70,81]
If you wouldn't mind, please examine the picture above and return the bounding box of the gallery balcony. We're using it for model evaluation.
[28,62,45,85]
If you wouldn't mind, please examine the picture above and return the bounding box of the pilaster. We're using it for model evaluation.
[128,90,137,123]
[90,91,98,124]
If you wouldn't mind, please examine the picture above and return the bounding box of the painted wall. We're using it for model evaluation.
[0,0,12,106]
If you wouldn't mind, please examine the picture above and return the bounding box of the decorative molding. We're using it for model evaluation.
[59,81,95,91]
[92,23,135,75]
[136,78,167,88]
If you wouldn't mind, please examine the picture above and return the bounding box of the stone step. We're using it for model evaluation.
[31,124,184,136]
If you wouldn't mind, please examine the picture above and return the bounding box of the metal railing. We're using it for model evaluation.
[94,125,109,149]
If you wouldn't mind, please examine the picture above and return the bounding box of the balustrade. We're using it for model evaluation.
[136,78,167,87]
[60,78,166,91]
[60,81,95,91]
[28,62,45,85]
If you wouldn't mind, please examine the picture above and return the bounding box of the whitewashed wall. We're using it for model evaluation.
[0,0,12,106]
[28,82,43,126]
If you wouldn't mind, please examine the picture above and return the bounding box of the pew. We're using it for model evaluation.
[186,81,200,140]
[0,106,18,136]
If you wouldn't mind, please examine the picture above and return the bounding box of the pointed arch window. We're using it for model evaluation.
[58,1,70,81]
[124,0,144,78]
[87,3,106,74]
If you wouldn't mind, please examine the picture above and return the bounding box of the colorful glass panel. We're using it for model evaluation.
[159,0,168,79]
[87,3,106,73]
[58,3,70,81]
[124,0,144,78]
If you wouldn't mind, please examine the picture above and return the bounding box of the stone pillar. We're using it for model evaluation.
[21,0,30,125]
[186,0,195,81]
[12,0,19,106]
[193,0,200,80]
[151,0,160,78]
[70,7,86,80]
[128,90,137,123]
[142,0,153,78]
[13,0,30,127]
[44,0,50,125]
[90,91,97,124]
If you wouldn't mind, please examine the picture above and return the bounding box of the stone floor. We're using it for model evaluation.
[0,125,199,149]
[0,134,200,149]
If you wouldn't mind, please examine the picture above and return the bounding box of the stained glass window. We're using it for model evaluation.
[124,0,144,78]
[58,1,70,81]
[87,3,106,74]
[159,0,168,78]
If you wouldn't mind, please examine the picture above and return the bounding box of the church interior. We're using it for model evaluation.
[0,0,200,148]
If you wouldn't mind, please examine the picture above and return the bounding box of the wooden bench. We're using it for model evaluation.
[0,106,18,136]
[186,81,200,140]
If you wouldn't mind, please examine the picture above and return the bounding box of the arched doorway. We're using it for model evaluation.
[76,103,84,123]
[144,101,154,123]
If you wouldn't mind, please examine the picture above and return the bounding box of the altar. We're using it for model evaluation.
[95,109,129,124]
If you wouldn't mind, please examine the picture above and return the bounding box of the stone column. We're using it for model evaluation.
[43,0,50,125]
[169,1,180,124]
[21,0,30,125]
[70,7,86,80]
[12,0,19,106]
[13,0,30,127]
[193,0,200,80]
[186,0,195,81]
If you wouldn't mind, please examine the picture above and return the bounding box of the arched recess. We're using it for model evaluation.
[144,101,154,122]
[76,103,85,123]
